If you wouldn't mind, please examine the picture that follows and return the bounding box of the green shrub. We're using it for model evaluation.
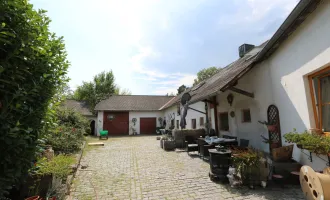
[30,155,75,179]
[0,0,69,196]
[45,125,85,154]
[56,108,89,130]
[284,129,330,155]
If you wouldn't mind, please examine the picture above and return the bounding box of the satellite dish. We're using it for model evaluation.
[181,92,191,105]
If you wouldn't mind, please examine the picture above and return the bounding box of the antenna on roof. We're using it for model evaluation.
[179,92,191,129]
[180,92,191,105]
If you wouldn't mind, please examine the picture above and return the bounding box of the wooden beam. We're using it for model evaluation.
[205,101,209,134]
[202,99,219,106]
[213,96,219,136]
[308,76,319,129]
[188,107,206,115]
[229,87,254,98]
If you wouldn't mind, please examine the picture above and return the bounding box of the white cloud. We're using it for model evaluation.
[219,0,299,27]
[246,0,299,21]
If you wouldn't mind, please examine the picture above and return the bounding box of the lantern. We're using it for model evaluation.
[227,93,234,106]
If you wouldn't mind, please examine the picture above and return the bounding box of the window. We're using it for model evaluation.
[242,109,251,123]
[200,117,204,126]
[191,119,196,129]
[219,112,229,131]
[309,67,330,132]
[171,119,174,127]
[176,120,179,129]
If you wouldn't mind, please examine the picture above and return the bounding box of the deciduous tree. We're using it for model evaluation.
[193,67,220,86]
[74,71,117,111]
[177,85,187,95]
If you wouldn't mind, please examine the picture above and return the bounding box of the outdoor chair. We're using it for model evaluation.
[185,135,198,154]
[239,139,249,147]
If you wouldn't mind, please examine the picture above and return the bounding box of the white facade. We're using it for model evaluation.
[208,1,330,170]
[96,111,104,136]
[163,101,206,130]
[129,111,163,135]
[96,101,207,136]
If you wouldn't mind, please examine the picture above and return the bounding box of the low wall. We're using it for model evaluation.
[172,129,206,148]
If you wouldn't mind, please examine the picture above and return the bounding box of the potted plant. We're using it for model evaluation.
[162,134,176,151]
[258,121,277,132]
[284,129,330,155]
[232,148,262,188]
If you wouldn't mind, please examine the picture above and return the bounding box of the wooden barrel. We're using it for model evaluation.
[300,166,330,200]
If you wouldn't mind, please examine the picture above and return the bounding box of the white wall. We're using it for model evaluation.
[163,102,207,130]
[266,1,330,170]
[96,111,103,136]
[208,1,330,170]
[129,111,163,135]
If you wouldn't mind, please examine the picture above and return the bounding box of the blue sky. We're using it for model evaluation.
[31,0,299,95]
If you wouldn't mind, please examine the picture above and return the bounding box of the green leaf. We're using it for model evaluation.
[1,22,5,28]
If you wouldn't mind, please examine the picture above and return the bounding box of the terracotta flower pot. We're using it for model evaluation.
[25,196,40,200]
[267,125,277,132]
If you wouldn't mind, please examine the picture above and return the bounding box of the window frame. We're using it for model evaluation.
[241,109,251,123]
[191,119,196,129]
[200,117,204,126]
[308,66,330,132]
[219,112,229,131]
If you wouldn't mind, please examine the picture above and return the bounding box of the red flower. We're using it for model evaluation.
[72,128,76,132]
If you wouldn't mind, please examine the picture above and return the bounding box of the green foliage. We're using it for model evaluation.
[45,125,85,154]
[193,67,219,86]
[74,71,116,112]
[115,87,132,95]
[56,108,89,130]
[32,155,75,179]
[177,84,187,95]
[284,129,330,155]
[232,148,262,183]
[44,108,88,153]
[0,0,69,196]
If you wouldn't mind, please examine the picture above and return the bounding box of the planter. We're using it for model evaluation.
[267,125,277,132]
[25,196,40,200]
[160,139,164,149]
[309,128,323,135]
[271,145,294,162]
[270,143,278,148]
[163,140,176,151]
[20,174,53,199]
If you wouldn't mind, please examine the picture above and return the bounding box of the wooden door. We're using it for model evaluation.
[267,105,282,151]
[140,118,156,134]
[103,112,129,135]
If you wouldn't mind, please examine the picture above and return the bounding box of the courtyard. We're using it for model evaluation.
[68,136,304,200]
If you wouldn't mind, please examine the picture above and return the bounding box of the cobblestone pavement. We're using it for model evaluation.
[69,136,304,200]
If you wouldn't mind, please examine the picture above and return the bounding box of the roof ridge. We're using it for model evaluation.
[110,94,175,97]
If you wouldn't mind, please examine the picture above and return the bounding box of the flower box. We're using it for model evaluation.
[267,125,277,132]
